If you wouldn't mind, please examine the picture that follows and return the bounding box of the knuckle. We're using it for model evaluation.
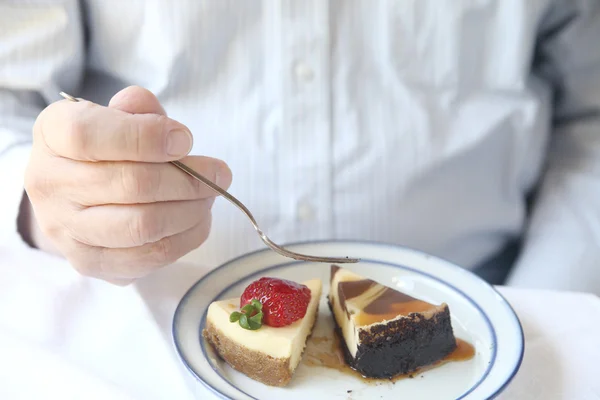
[125,114,144,158]
[128,208,161,246]
[35,102,90,157]
[38,221,62,241]
[58,221,103,278]
[188,176,206,197]
[120,164,160,200]
[86,163,107,189]
[154,114,169,136]
[197,214,212,245]
[187,213,212,253]
[24,169,53,200]
[215,159,231,181]
[127,114,167,158]
[149,236,175,266]
[155,114,169,131]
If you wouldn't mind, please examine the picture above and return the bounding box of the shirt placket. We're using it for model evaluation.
[279,0,333,239]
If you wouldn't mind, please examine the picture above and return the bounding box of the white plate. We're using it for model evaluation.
[173,241,524,400]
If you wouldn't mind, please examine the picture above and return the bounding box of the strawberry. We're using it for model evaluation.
[239,277,311,327]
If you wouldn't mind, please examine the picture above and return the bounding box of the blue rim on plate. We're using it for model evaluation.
[172,240,525,400]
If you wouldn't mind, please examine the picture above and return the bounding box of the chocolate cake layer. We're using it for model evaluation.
[329,300,456,378]
[329,266,457,378]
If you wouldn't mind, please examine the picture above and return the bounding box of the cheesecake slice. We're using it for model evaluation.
[203,279,322,387]
[329,266,456,378]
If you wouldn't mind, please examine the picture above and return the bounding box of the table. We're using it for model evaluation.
[1,246,599,400]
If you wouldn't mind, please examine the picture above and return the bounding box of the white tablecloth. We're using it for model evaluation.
[1,245,599,400]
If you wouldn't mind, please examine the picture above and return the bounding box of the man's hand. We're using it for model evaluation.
[23,86,232,285]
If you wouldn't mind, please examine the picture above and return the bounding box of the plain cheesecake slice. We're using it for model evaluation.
[329,266,456,378]
[203,279,322,387]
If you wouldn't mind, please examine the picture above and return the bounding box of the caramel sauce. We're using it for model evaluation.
[446,338,475,362]
[303,331,475,383]
[337,277,437,326]
[304,333,359,375]
[384,339,476,382]
[308,336,331,345]
[304,333,347,372]
[362,285,423,314]
[355,301,437,326]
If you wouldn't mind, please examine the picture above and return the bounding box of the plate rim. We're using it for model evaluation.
[172,239,525,400]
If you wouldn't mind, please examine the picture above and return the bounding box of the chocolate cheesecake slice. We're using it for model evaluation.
[329,266,456,378]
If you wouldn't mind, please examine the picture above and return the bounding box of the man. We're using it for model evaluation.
[2,1,599,292]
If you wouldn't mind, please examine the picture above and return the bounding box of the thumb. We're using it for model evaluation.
[108,86,232,190]
[108,86,166,115]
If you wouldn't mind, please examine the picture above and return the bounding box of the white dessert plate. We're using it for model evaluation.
[173,241,524,400]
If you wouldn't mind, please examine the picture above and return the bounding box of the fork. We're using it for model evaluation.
[59,92,359,264]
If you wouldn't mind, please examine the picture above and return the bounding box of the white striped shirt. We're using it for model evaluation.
[2,0,600,292]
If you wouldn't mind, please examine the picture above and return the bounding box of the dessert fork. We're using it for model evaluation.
[59,92,359,264]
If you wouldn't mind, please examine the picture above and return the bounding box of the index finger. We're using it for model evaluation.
[35,99,193,162]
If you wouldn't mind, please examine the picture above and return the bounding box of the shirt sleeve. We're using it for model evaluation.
[507,0,600,293]
[0,2,84,246]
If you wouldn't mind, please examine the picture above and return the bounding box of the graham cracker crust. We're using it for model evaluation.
[203,321,292,387]
[202,303,319,388]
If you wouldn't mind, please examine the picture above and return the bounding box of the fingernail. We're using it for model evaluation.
[166,129,193,157]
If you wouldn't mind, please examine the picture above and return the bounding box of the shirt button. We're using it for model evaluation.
[296,202,316,221]
[294,62,314,82]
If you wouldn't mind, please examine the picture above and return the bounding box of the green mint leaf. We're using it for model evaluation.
[241,303,255,315]
[231,299,264,330]
[239,314,250,330]
[229,311,242,323]
[251,299,263,311]
[247,319,261,330]
[247,311,263,330]
[249,311,263,324]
